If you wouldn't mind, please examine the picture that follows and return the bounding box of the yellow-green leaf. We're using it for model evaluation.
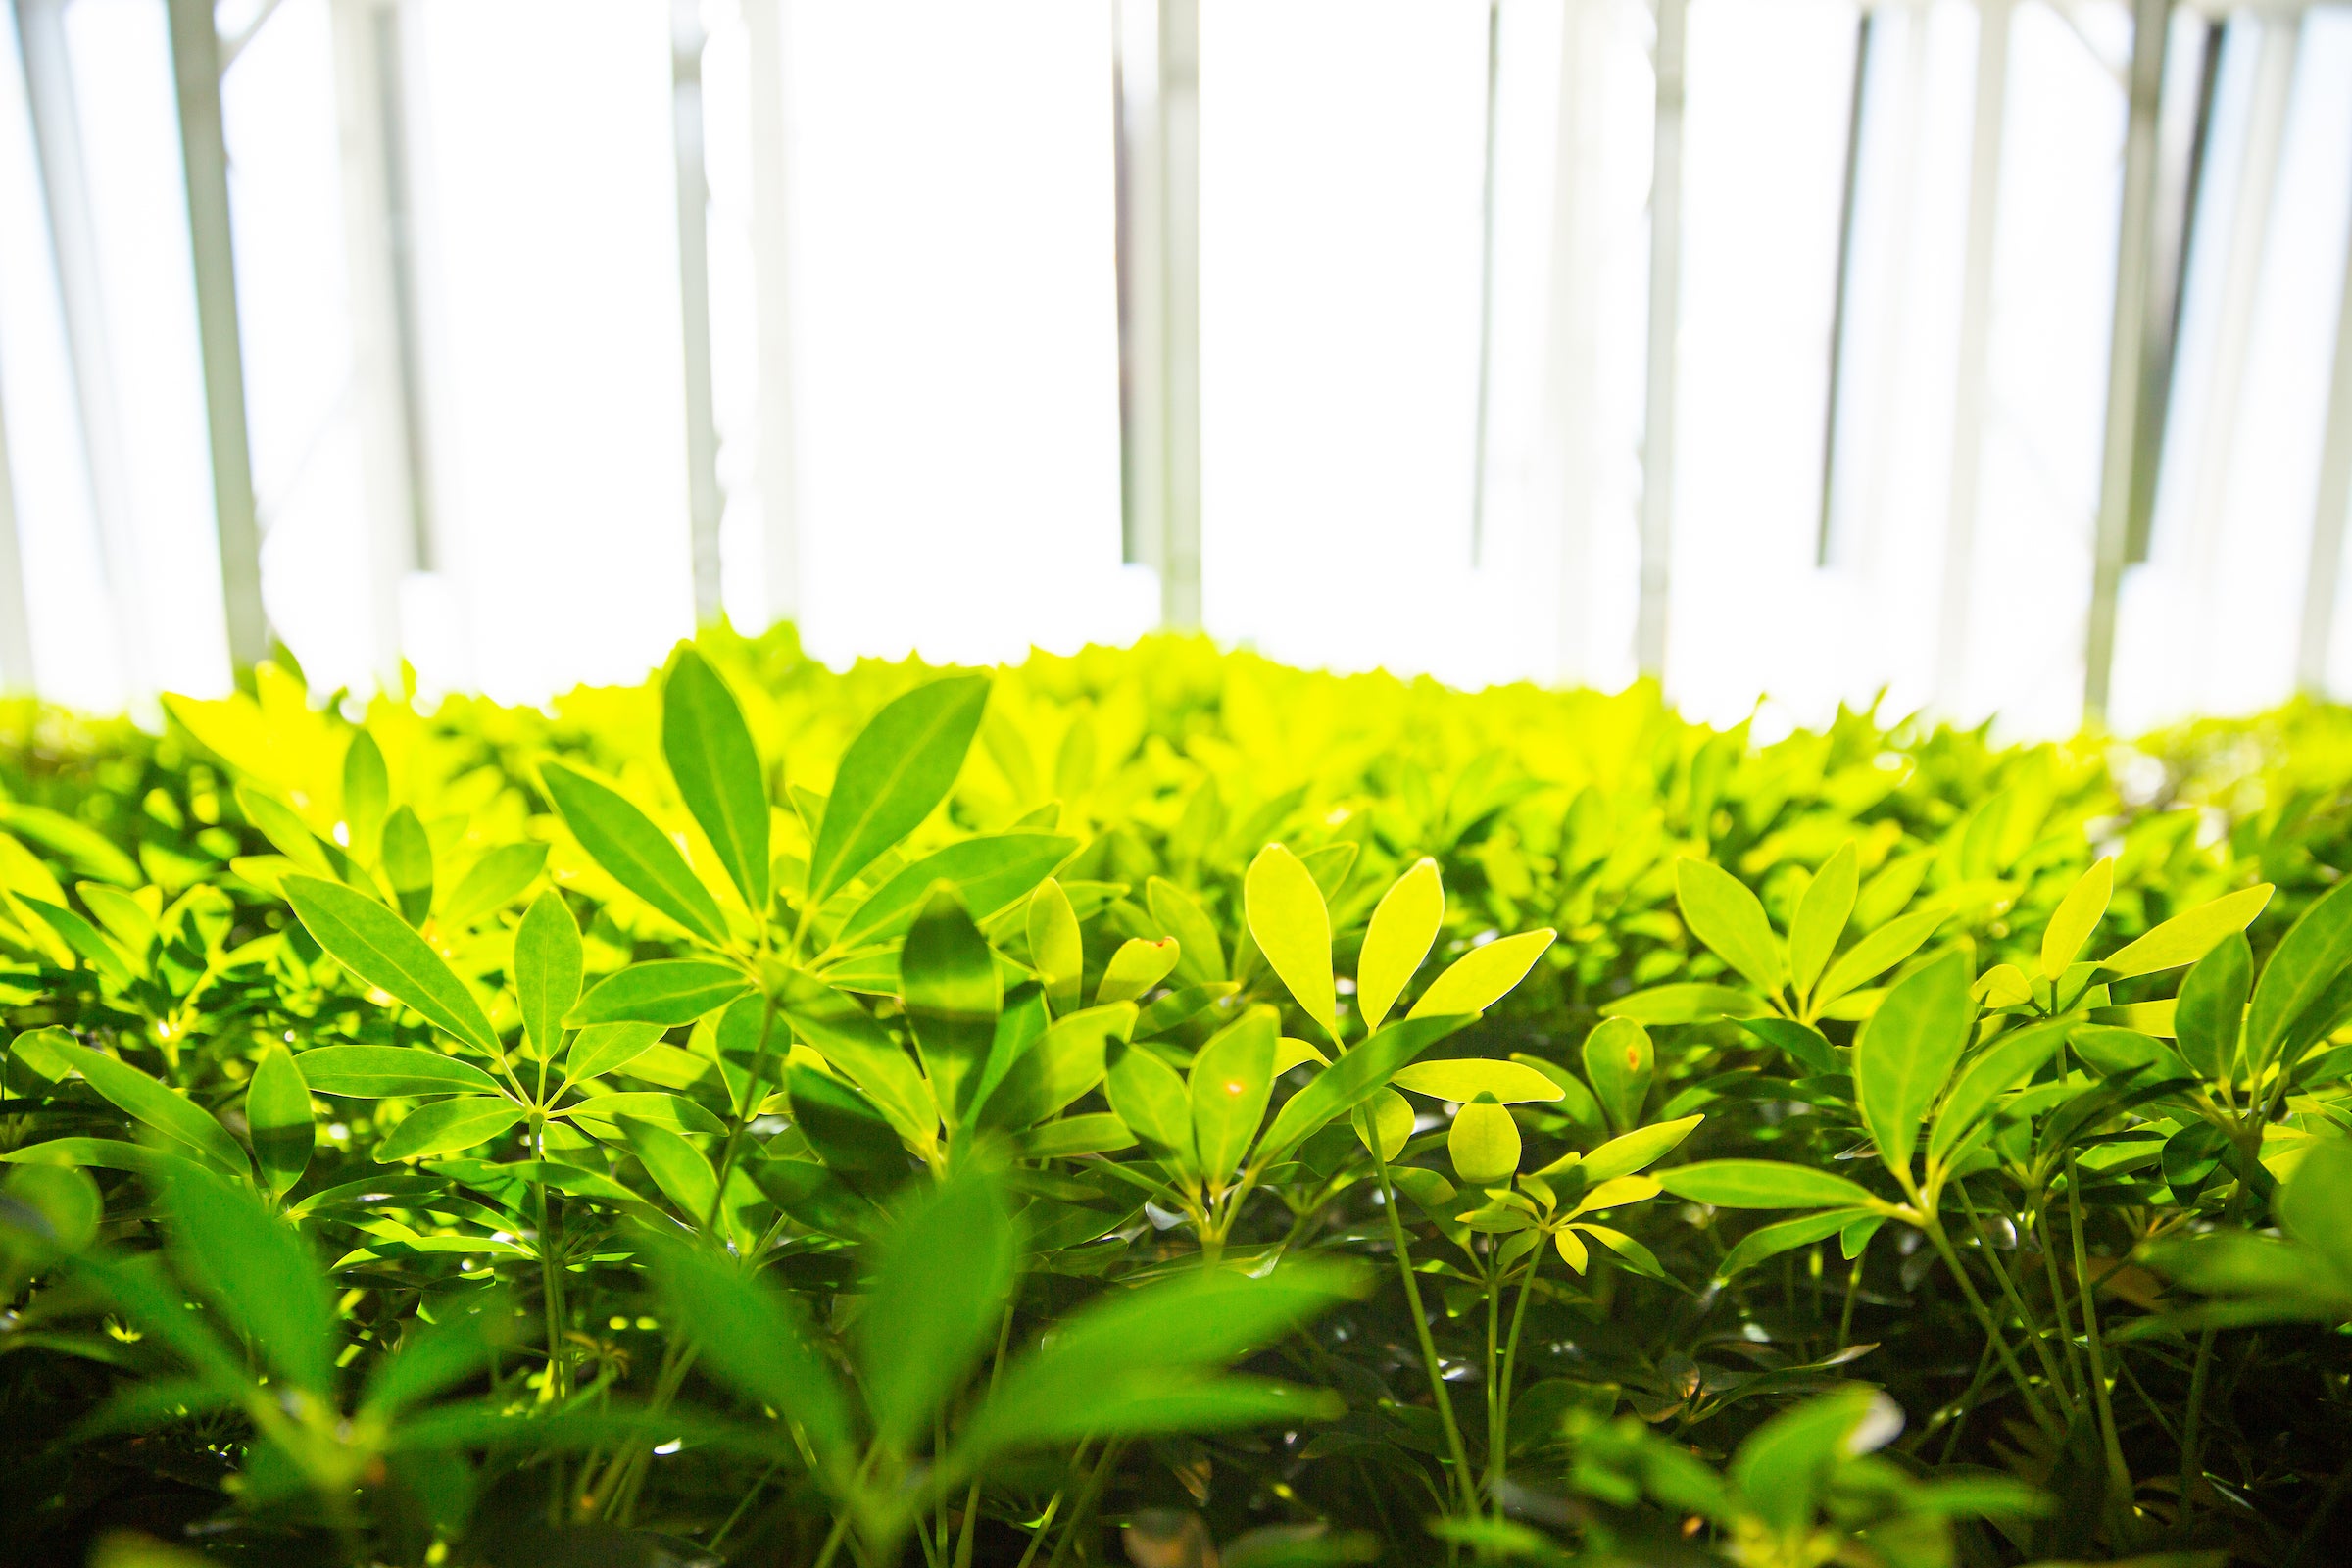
[1675,858,1784,998]
[1246,844,1336,1041]
[1026,878,1084,1014]
[1788,844,1857,998]
[1357,858,1443,1031]
[1408,928,1556,1021]
[2039,857,2113,980]
[2099,884,2275,978]
[1098,937,1180,1004]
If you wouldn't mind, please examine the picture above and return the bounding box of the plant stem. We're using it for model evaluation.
[1487,1237,1544,1508]
[1367,1119,1475,1518]
[1041,1437,1127,1568]
[1011,1440,1087,1568]
[2064,1153,2132,1511]
[1956,1183,2073,1410]
[1920,1214,2061,1438]
[955,1294,1020,1568]
[703,995,782,1236]
[1837,1248,1863,1350]
[2176,1322,2217,1534]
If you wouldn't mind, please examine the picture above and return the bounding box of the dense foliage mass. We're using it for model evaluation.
[2,626,2349,1568]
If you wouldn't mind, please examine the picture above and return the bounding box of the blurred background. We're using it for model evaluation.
[0,0,2348,739]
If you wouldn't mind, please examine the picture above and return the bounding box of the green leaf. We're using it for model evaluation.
[1098,936,1180,1004]
[1600,983,1758,1025]
[564,1092,727,1140]
[662,645,772,914]
[1247,843,1337,1041]
[838,834,1075,951]
[234,784,333,877]
[157,1160,334,1394]
[954,1260,1362,1464]
[0,801,137,886]
[808,674,991,901]
[49,1041,247,1176]
[440,842,549,928]
[21,899,133,987]
[856,1170,1016,1449]
[648,1237,853,1461]
[1715,1208,1874,1281]
[2099,884,2274,978]
[1390,1058,1564,1105]
[1788,845,1857,998]
[567,959,751,1027]
[2039,858,2113,980]
[540,761,729,945]
[1734,1016,1838,1076]
[284,874,502,1055]
[377,1097,525,1162]
[381,806,435,925]
[293,1046,506,1099]
[1582,1017,1655,1134]
[902,887,1001,1123]
[1730,1388,1897,1533]
[1256,1014,1468,1162]
[1352,1088,1414,1160]
[979,1002,1132,1133]
[1928,1021,2065,1162]
[1107,1044,1196,1166]
[2176,930,2252,1082]
[514,889,583,1061]
[1356,858,1443,1031]
[1408,929,1556,1020]
[785,1065,912,1179]
[1676,859,1783,998]
[342,730,389,851]
[1812,907,1947,1011]
[564,1021,666,1084]
[1026,878,1084,1014]
[1015,1113,1136,1159]
[2248,880,2352,1071]
[1571,1114,1704,1183]
[1448,1097,1520,1186]
[617,1114,717,1224]
[1655,1160,1880,1209]
[1190,1006,1278,1184]
[1852,951,1974,1180]
[2276,1138,2352,1281]
[776,971,938,1143]
[245,1045,313,1199]
[1148,876,1228,986]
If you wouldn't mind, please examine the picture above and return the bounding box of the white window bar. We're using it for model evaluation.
[2084,0,2174,723]
[165,0,267,671]
[672,0,723,627]
[2302,163,2352,695]
[1544,0,1614,686]
[1816,6,1873,568]
[330,0,428,685]
[743,0,800,631]
[1935,0,2012,713]
[1113,0,1200,631]
[1636,0,1687,682]
[0,338,31,691]
[1469,0,1502,567]
[14,0,148,699]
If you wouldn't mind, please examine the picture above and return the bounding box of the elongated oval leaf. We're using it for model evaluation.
[1853,951,1975,1180]
[1027,878,1084,1014]
[342,730,389,853]
[837,833,1075,951]
[856,1171,1015,1449]
[1098,937,1180,1004]
[1190,1006,1278,1184]
[903,887,1001,1123]
[2248,879,2352,1070]
[2039,858,2113,980]
[1390,1058,1564,1105]
[514,888,583,1061]
[1582,1016,1654,1134]
[158,1161,333,1394]
[1246,844,1337,1041]
[381,806,434,925]
[1107,1045,1195,1165]
[51,1041,248,1176]
[441,842,549,929]
[294,1046,507,1099]
[1357,858,1443,1031]
[284,874,501,1055]
[376,1097,524,1163]
[1655,1159,1880,1209]
[562,1091,728,1140]
[662,646,771,914]
[1408,928,1556,1020]
[1927,1021,2065,1162]
[1148,876,1228,987]
[2100,884,2274,978]
[1676,858,1784,998]
[566,959,751,1027]
[808,675,991,901]
[245,1045,314,1199]
[1574,1113,1704,1183]
[1788,845,1857,998]
[647,1237,852,1459]
[540,761,728,946]
[1814,907,1948,1014]
[1715,1207,1874,1281]
[617,1113,717,1223]
[2176,931,2252,1081]
[564,1021,667,1084]
[1256,1013,1469,1162]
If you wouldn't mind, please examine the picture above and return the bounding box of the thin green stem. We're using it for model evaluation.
[2176,1322,2218,1534]
[1041,1437,1127,1568]
[1487,1237,1544,1508]
[1920,1215,2061,1439]
[1367,1118,1475,1518]
[955,1294,1021,1568]
[1011,1440,1088,1568]
[1956,1184,2073,1412]
[2063,1153,2132,1509]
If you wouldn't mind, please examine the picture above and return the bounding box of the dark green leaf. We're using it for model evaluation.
[901,887,1000,1124]
[662,645,771,914]
[648,1238,854,1461]
[1852,951,1974,1179]
[157,1160,333,1394]
[2248,880,2352,1071]
[855,1170,1015,1449]
[50,1041,248,1176]
[514,889,584,1059]
[245,1045,313,1199]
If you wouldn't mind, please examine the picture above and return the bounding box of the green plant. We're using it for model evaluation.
[0,625,2348,1565]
